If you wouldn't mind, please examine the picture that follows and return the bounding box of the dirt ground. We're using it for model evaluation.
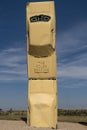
[0,120,87,130]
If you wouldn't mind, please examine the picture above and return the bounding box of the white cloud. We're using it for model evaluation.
[56,21,87,88]
[0,48,27,82]
[57,21,87,53]
[0,48,26,67]
[58,66,87,79]
[58,51,87,80]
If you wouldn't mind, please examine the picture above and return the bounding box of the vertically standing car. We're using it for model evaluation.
[26,1,57,128]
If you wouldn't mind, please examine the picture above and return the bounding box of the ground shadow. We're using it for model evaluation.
[79,122,87,126]
[21,117,27,123]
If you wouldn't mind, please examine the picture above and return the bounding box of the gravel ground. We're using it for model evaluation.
[0,120,87,130]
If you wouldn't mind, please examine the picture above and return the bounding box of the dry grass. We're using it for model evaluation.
[59,115,87,123]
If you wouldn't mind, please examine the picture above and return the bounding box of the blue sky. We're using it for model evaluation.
[0,0,87,110]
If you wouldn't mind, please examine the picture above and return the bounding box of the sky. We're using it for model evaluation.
[0,0,87,110]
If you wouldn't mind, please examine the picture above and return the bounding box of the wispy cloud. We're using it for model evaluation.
[57,21,87,88]
[0,48,27,82]
[58,66,87,79]
[57,21,87,53]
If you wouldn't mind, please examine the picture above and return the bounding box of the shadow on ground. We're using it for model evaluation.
[79,122,87,126]
[21,117,27,123]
